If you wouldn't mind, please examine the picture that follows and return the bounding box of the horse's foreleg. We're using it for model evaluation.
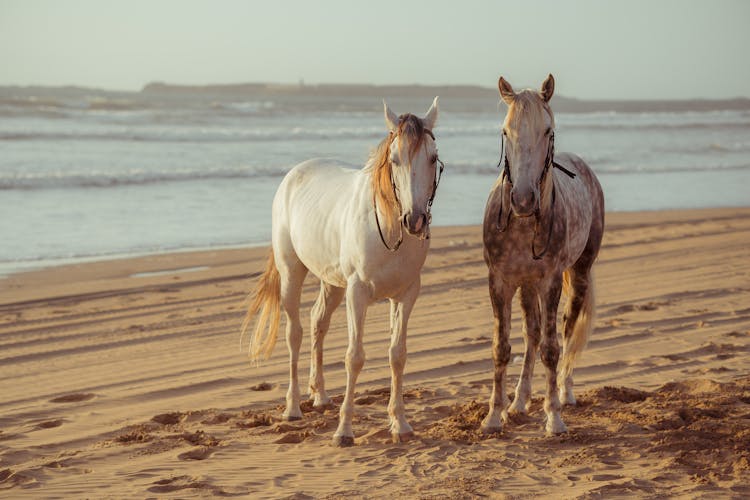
[308,282,345,408]
[509,285,541,415]
[387,278,420,443]
[540,274,567,435]
[481,275,514,434]
[333,279,369,447]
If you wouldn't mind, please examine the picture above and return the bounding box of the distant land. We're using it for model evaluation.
[140,82,750,113]
[2,82,749,113]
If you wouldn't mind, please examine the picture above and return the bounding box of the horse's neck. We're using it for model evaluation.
[363,167,402,232]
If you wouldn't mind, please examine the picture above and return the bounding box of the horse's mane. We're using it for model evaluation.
[505,90,555,132]
[366,113,427,234]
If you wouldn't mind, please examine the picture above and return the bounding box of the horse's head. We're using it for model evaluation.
[498,74,556,217]
[379,97,440,237]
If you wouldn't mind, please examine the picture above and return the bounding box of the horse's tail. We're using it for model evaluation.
[559,268,596,380]
[240,250,282,362]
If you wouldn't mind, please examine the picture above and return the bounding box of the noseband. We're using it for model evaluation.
[496,130,576,259]
[374,127,444,252]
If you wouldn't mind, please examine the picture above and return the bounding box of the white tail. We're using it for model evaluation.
[240,251,282,361]
[559,269,596,380]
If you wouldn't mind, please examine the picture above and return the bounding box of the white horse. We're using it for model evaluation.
[242,98,441,446]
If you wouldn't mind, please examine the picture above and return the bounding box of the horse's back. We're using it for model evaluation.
[272,159,361,286]
[275,158,358,222]
[277,158,356,200]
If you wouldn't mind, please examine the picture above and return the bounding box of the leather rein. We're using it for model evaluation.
[374,127,444,252]
[496,130,577,260]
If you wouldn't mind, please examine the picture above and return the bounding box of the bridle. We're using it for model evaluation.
[374,127,444,252]
[496,128,576,260]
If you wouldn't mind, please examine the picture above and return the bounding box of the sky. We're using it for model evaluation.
[1,0,748,100]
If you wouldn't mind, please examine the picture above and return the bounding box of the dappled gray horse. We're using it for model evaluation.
[481,75,604,435]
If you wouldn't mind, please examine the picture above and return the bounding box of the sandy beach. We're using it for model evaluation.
[1,207,749,498]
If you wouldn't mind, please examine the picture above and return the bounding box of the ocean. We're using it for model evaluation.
[1,86,749,275]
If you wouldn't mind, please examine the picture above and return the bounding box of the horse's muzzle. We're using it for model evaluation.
[403,211,428,236]
[510,188,537,217]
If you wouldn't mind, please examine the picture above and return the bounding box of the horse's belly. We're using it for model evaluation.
[561,189,594,267]
[289,216,348,288]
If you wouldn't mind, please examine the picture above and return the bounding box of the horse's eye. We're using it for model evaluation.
[502,129,508,137]
[391,156,400,166]
[430,154,438,164]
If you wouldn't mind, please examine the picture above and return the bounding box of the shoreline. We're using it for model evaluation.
[1,206,749,497]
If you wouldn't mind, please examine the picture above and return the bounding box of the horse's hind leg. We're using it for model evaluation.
[540,274,567,435]
[276,249,308,421]
[308,282,345,408]
[560,264,594,406]
[508,285,541,416]
[387,278,420,443]
[561,196,603,405]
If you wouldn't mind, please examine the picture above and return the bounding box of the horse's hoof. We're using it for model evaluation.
[481,424,503,435]
[560,392,577,406]
[312,401,335,412]
[332,435,355,447]
[481,411,504,434]
[391,431,415,444]
[507,402,527,416]
[545,419,568,436]
[282,414,302,422]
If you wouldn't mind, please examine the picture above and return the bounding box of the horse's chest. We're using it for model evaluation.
[357,245,428,299]
[485,235,547,281]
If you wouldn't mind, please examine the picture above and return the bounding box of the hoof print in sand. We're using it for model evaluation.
[181,430,220,447]
[250,382,274,391]
[49,393,95,403]
[148,475,232,495]
[236,413,273,428]
[178,446,215,461]
[35,419,64,430]
[201,412,234,425]
[116,430,154,444]
[274,431,308,444]
[354,395,380,405]
[152,412,185,425]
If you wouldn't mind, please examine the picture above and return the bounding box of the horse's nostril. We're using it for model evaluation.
[403,213,409,227]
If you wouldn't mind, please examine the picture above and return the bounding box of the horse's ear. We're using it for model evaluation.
[498,77,515,104]
[383,100,399,132]
[540,74,555,102]
[423,96,439,130]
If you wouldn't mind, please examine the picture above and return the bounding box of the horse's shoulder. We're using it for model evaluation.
[554,153,600,183]
[554,152,585,169]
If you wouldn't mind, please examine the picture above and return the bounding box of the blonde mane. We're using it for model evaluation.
[366,114,428,235]
[504,90,555,132]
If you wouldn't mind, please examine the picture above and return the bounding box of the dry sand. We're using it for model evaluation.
[1,207,749,498]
